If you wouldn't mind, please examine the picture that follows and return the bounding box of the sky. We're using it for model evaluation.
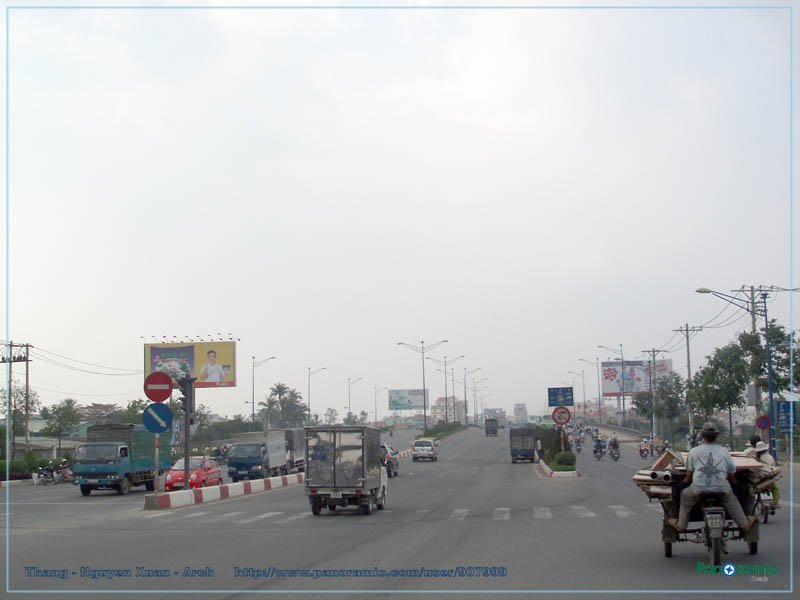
[2,0,798,425]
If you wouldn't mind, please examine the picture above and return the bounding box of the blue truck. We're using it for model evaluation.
[510,427,536,463]
[227,431,288,482]
[73,424,171,496]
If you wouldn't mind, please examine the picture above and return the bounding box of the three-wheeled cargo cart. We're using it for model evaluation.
[304,425,387,515]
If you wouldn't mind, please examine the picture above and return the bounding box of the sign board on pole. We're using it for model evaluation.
[144,341,237,388]
[388,389,428,410]
[548,387,574,407]
[143,371,173,403]
[143,402,173,434]
[776,401,797,430]
[552,406,571,426]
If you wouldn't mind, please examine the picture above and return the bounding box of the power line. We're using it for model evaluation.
[31,385,141,398]
[30,352,142,377]
[32,345,141,372]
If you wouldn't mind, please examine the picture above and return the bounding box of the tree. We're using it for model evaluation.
[259,383,306,429]
[41,399,81,437]
[654,372,686,443]
[120,398,150,424]
[693,343,749,446]
[738,322,798,401]
[632,391,654,420]
[358,410,368,425]
[324,408,338,425]
[307,412,320,426]
[1,386,41,458]
[79,403,125,424]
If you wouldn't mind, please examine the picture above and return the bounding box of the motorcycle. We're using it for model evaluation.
[575,441,582,453]
[593,447,604,460]
[609,447,620,461]
[55,461,74,484]
[36,463,56,485]
[754,490,779,524]
[639,446,650,459]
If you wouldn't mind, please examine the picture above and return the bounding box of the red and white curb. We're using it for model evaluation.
[539,460,578,478]
[143,473,304,510]
[397,449,412,459]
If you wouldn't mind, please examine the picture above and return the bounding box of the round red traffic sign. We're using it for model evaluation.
[552,406,571,426]
[144,371,174,403]
[756,415,770,430]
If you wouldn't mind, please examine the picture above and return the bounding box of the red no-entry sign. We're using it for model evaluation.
[144,371,173,403]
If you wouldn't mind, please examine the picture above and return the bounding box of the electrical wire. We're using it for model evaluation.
[31,353,142,377]
[31,346,141,372]
[32,385,141,398]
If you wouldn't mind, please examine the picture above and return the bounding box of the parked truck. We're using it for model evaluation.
[227,431,288,482]
[510,427,537,463]
[304,425,387,515]
[485,418,499,437]
[284,428,305,473]
[73,424,171,496]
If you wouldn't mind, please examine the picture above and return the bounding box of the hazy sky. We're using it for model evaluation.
[3,1,797,424]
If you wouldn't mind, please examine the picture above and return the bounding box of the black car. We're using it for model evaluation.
[380,443,399,478]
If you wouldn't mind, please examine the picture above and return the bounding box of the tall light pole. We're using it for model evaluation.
[474,377,488,422]
[307,366,326,425]
[347,377,363,425]
[427,354,464,424]
[696,286,788,459]
[464,367,481,425]
[598,345,625,425]
[579,358,602,423]
[641,348,669,446]
[374,386,387,425]
[568,370,586,420]
[397,340,447,431]
[251,355,276,431]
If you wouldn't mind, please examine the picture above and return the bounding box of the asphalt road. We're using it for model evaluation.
[2,427,797,600]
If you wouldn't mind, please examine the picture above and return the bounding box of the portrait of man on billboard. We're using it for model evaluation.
[199,349,225,383]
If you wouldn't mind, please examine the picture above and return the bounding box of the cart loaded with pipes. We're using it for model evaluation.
[632,449,781,562]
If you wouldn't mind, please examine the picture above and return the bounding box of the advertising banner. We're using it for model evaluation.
[601,359,672,397]
[144,342,237,388]
[388,389,428,410]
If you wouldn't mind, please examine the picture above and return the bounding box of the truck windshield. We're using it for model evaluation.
[229,444,261,458]
[74,444,119,463]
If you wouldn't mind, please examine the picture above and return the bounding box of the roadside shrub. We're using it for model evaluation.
[550,463,577,472]
[0,459,32,479]
[24,451,39,471]
[553,451,576,467]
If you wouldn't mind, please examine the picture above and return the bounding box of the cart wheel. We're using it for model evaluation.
[749,542,758,555]
[711,537,722,566]
[376,488,386,510]
[762,506,769,524]
[310,498,321,516]
[664,542,672,558]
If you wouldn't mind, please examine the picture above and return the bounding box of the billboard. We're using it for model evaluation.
[601,359,672,397]
[144,342,237,388]
[388,389,428,410]
[548,387,574,407]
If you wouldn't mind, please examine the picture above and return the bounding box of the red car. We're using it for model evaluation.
[164,456,222,490]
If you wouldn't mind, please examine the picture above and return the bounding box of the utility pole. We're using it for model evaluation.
[642,348,669,444]
[673,324,702,434]
[1,341,32,459]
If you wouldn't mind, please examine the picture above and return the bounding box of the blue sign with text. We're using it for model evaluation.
[548,387,574,407]
[776,401,797,430]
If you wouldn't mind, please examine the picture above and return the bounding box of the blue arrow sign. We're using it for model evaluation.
[143,402,173,434]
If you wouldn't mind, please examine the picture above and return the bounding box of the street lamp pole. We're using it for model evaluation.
[580,358,602,423]
[464,368,481,425]
[252,355,276,431]
[569,370,586,420]
[374,386,387,425]
[347,377,363,424]
[307,366,326,424]
[397,340,447,432]
[427,354,464,424]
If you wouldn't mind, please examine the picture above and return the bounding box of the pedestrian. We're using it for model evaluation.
[535,438,543,461]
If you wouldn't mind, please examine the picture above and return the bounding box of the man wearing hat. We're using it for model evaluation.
[668,421,756,532]
[754,441,780,509]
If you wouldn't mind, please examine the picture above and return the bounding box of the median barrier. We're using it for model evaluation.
[538,459,578,479]
[143,473,304,510]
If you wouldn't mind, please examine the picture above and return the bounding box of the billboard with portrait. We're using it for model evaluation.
[388,389,428,410]
[601,359,672,397]
[144,342,237,388]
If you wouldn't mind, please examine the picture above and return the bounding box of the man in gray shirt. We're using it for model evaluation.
[668,421,756,532]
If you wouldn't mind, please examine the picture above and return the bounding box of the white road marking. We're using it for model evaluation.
[493,508,510,520]
[142,512,170,519]
[448,508,469,521]
[172,511,211,520]
[534,507,552,519]
[204,511,247,522]
[273,513,312,525]
[570,506,596,518]
[609,505,635,518]
[236,512,283,524]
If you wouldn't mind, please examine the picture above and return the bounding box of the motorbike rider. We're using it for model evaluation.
[668,421,756,533]
[593,436,604,456]
[753,441,780,508]
[608,434,620,454]
[639,437,649,456]
[662,439,670,452]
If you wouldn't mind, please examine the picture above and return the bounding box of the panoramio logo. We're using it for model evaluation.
[696,562,779,576]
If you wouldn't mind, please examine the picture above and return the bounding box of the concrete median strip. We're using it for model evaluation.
[143,473,305,510]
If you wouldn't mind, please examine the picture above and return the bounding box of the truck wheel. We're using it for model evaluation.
[80,485,91,497]
[117,477,131,496]
[231,477,239,483]
[664,542,672,557]
[376,488,386,510]
[362,492,373,515]
[310,498,321,516]
[145,480,155,492]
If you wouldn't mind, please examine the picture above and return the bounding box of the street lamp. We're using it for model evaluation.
[464,367,481,425]
[473,377,488,422]
[347,377,363,425]
[598,345,625,425]
[251,355,276,431]
[397,340,448,431]
[374,386,388,425]
[427,355,464,424]
[568,370,586,420]
[307,366,327,425]
[697,286,779,458]
[579,358,602,424]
